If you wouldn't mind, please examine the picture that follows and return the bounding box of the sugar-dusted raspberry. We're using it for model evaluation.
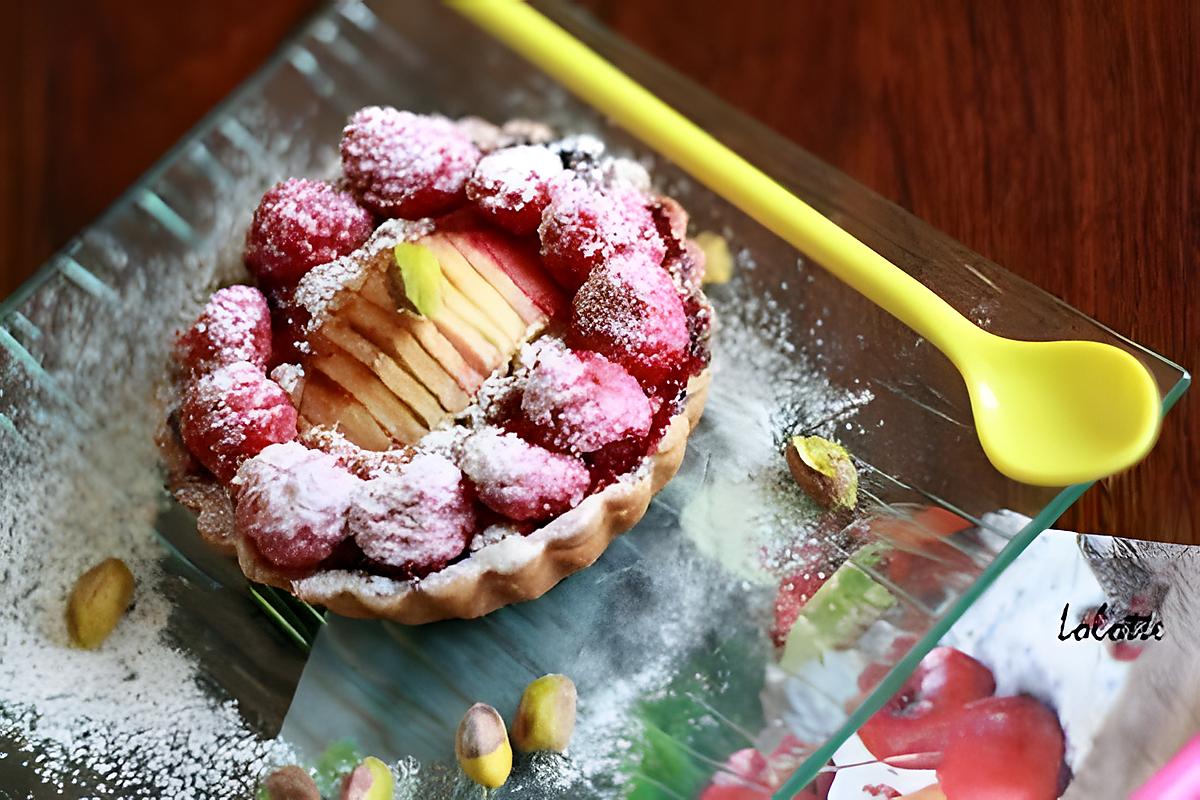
[466,145,564,235]
[244,178,374,286]
[341,107,480,219]
[460,427,590,521]
[519,339,652,454]
[569,252,690,386]
[348,452,475,577]
[537,175,665,288]
[176,285,271,373]
[233,441,359,569]
[179,361,298,482]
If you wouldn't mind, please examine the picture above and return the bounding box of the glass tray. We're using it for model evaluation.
[0,2,1187,797]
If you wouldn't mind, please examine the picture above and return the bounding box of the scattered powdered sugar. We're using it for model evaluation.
[0,104,320,796]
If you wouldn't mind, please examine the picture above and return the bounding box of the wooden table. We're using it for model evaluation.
[3,1,1195,541]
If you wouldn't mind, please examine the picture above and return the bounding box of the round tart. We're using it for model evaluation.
[158,107,714,623]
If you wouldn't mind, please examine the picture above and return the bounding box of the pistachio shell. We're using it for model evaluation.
[785,435,858,510]
[456,703,512,788]
[66,558,134,649]
[392,242,443,318]
[262,765,319,800]
[512,674,577,753]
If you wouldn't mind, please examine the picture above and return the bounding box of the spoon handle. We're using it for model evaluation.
[450,0,981,356]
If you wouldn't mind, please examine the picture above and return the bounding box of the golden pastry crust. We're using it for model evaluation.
[160,370,710,624]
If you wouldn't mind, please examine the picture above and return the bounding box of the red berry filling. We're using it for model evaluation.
[348,452,475,578]
[340,107,480,219]
[176,285,272,373]
[179,361,298,483]
[244,178,373,286]
[466,145,564,235]
[460,428,591,521]
[233,441,359,569]
[519,340,652,454]
[569,252,690,386]
[537,176,666,289]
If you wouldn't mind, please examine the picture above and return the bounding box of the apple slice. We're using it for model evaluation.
[341,297,470,411]
[437,281,515,353]
[423,234,527,342]
[317,323,446,429]
[308,346,426,444]
[297,371,391,451]
[429,300,503,377]
[449,229,565,319]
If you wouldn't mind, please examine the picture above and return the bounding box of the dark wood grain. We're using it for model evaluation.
[573,0,1198,542]
[2,1,1195,541]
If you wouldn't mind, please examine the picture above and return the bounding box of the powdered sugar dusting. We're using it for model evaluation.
[0,103,317,795]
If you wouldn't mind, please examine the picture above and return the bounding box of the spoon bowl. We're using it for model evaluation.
[962,335,1161,486]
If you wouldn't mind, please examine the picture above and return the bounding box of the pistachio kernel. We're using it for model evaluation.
[456,703,512,789]
[66,558,135,649]
[512,674,577,753]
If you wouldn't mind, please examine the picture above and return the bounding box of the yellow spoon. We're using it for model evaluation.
[449,0,1161,486]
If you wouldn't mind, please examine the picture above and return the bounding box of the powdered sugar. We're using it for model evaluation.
[0,105,315,794]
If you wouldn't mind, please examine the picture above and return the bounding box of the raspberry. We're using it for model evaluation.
[348,452,474,577]
[244,178,374,286]
[179,361,298,482]
[569,253,690,386]
[340,107,480,219]
[537,176,665,288]
[233,442,359,569]
[460,427,591,521]
[176,285,271,373]
[519,339,652,454]
[466,145,564,235]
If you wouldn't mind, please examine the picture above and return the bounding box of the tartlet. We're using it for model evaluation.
[158,108,713,623]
